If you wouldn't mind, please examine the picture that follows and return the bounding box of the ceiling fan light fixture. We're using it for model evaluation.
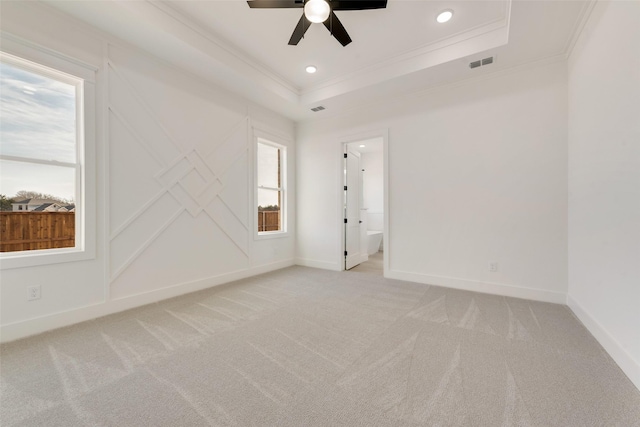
[305,0,331,23]
[306,65,317,73]
[436,9,454,23]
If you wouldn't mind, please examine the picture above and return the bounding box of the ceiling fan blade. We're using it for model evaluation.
[247,0,303,9]
[289,14,312,45]
[330,0,387,11]
[324,11,352,46]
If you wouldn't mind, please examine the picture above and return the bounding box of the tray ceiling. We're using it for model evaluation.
[43,0,593,121]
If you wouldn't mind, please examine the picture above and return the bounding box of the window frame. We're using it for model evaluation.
[254,132,288,239]
[0,36,97,269]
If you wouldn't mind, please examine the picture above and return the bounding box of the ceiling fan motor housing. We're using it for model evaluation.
[247,0,388,47]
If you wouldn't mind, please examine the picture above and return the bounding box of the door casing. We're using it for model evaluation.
[337,129,389,274]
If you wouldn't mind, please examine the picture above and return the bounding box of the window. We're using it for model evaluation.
[0,40,96,269]
[256,138,286,235]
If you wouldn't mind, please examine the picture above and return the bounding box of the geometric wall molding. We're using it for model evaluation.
[158,150,223,217]
[108,58,251,283]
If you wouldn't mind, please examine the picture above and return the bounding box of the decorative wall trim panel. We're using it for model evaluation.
[110,193,183,280]
[111,207,184,281]
[108,54,251,285]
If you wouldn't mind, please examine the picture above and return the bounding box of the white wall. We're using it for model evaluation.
[567,0,640,389]
[0,1,295,341]
[362,149,384,232]
[297,60,568,302]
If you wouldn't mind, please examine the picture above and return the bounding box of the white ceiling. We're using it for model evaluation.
[347,137,384,154]
[166,0,508,87]
[44,0,593,121]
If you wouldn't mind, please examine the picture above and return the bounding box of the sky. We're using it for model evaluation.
[0,60,77,201]
[257,142,281,208]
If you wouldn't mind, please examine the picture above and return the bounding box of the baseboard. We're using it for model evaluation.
[386,269,566,304]
[295,257,341,271]
[0,259,295,343]
[567,294,640,391]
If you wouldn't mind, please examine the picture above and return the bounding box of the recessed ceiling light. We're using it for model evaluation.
[436,10,454,23]
[359,145,366,148]
[306,65,317,74]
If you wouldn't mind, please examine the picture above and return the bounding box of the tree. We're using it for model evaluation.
[13,190,73,205]
[0,194,15,211]
[258,205,280,211]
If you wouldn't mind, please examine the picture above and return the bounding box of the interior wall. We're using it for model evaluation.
[567,0,640,389]
[0,1,295,341]
[297,60,568,302]
[362,149,384,232]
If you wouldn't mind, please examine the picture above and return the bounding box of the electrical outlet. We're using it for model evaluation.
[27,285,41,301]
[489,262,499,273]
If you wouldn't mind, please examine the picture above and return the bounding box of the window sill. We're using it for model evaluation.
[0,246,95,270]
[255,231,289,241]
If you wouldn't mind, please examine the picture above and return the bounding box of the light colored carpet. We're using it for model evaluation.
[1,266,639,426]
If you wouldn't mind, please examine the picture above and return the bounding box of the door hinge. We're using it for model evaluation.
[344,186,347,191]
[344,153,348,158]
[344,251,348,256]
[344,218,347,224]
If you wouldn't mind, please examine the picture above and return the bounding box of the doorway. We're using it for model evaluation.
[342,136,385,275]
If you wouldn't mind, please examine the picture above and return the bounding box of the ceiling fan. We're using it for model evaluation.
[247,0,388,47]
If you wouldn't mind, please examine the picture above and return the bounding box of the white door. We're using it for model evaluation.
[344,148,362,269]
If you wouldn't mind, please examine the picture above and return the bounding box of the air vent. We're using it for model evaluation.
[469,56,495,69]
[310,105,326,112]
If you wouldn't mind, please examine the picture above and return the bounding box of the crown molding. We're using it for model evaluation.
[113,0,299,104]
[306,0,511,96]
[301,53,569,125]
[123,0,514,110]
[152,1,299,95]
[564,0,598,60]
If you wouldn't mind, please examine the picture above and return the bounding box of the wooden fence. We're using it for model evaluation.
[0,212,75,252]
[258,210,280,232]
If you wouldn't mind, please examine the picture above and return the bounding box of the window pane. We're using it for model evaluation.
[257,142,280,188]
[0,159,76,252]
[257,188,280,210]
[0,159,75,203]
[0,61,77,163]
[257,189,281,232]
